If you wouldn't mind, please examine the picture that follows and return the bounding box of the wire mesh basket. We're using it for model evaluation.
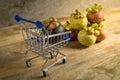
[15,15,71,76]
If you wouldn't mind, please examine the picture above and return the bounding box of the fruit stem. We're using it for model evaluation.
[75,9,81,15]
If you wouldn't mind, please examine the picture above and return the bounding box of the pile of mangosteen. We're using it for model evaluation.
[43,4,107,47]
[64,3,107,46]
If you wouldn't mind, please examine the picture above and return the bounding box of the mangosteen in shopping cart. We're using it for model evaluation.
[46,19,65,34]
[51,23,65,34]
[45,21,66,43]
[51,23,66,43]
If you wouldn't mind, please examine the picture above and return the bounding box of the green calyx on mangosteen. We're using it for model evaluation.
[70,9,88,30]
[77,30,97,46]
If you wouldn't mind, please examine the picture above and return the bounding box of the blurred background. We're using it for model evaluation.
[0,0,120,27]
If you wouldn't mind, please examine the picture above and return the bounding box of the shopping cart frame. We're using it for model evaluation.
[15,15,71,76]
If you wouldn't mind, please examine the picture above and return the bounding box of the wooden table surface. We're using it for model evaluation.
[0,7,120,80]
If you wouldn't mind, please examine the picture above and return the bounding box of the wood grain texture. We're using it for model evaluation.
[0,8,120,80]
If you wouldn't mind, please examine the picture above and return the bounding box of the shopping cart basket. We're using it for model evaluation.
[15,15,71,76]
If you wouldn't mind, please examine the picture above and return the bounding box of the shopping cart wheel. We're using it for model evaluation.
[43,69,48,77]
[62,57,67,64]
[26,60,31,68]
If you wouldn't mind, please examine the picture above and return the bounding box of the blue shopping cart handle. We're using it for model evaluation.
[14,15,44,28]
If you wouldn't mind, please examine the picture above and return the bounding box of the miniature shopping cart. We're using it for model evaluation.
[15,15,71,76]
